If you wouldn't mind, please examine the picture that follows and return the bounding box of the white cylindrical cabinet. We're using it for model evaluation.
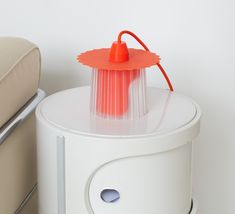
[36,86,201,214]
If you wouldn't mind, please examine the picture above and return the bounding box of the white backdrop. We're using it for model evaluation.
[1,0,235,213]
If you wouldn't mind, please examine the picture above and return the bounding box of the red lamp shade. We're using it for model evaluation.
[77,30,173,119]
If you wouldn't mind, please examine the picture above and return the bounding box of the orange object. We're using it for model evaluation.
[77,30,174,118]
[109,41,129,62]
[95,69,139,116]
[78,48,159,70]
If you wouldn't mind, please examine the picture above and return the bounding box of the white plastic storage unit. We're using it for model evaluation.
[36,86,201,214]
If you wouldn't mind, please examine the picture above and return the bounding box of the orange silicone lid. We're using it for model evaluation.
[77,48,160,71]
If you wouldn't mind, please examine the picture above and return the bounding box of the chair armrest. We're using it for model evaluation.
[0,89,45,145]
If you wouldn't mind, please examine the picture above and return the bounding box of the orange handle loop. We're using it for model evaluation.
[118,30,174,92]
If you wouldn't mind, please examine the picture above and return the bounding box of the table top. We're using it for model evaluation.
[36,86,200,138]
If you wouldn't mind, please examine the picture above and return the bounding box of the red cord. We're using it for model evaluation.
[118,30,174,91]
[156,63,174,91]
[118,30,150,52]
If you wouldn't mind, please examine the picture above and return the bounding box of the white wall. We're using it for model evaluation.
[1,0,235,213]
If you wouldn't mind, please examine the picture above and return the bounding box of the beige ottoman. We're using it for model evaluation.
[0,37,45,214]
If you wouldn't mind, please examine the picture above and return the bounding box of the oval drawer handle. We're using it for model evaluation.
[100,189,120,203]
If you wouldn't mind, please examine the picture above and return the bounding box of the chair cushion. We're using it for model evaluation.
[0,113,37,213]
[0,37,40,127]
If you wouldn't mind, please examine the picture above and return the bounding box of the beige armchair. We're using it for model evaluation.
[0,37,45,213]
